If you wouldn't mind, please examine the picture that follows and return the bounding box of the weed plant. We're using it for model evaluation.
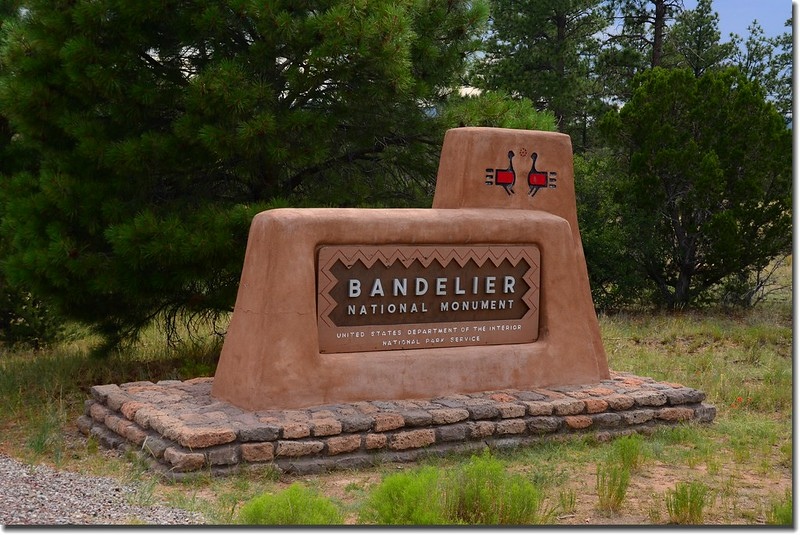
[766,489,793,525]
[558,489,577,515]
[665,481,712,524]
[595,461,630,514]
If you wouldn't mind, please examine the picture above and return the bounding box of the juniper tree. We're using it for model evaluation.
[600,68,792,309]
[0,0,490,347]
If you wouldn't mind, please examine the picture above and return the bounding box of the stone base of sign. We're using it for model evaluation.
[78,372,715,480]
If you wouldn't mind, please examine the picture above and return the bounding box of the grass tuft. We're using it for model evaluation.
[665,481,712,524]
[766,489,793,525]
[595,461,630,514]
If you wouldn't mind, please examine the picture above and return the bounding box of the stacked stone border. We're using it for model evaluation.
[78,372,716,480]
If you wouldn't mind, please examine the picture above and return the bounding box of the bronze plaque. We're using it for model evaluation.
[317,245,540,353]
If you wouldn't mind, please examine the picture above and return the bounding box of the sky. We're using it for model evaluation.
[682,0,793,40]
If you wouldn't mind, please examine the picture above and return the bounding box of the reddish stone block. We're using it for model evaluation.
[489,393,517,403]
[468,421,496,438]
[564,415,593,429]
[89,403,111,423]
[429,408,470,424]
[132,406,160,430]
[241,442,275,462]
[365,434,387,450]
[389,429,436,451]
[621,410,654,425]
[282,422,311,439]
[164,447,206,472]
[312,418,343,437]
[120,401,145,421]
[622,378,644,386]
[551,399,585,416]
[533,388,566,399]
[353,402,380,414]
[184,377,214,385]
[123,424,148,446]
[105,391,130,412]
[523,401,554,416]
[584,398,609,414]
[496,403,526,419]
[496,419,526,435]
[631,391,668,407]
[104,414,130,437]
[656,407,695,422]
[177,426,237,449]
[276,440,324,457]
[147,412,183,437]
[603,394,635,411]
[282,410,310,422]
[585,387,615,397]
[200,411,230,424]
[180,413,212,426]
[374,413,404,432]
[90,384,121,404]
[326,435,362,455]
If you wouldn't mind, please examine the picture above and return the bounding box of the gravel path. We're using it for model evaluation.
[0,454,206,525]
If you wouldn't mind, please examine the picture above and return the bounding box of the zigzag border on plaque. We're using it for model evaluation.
[316,245,541,351]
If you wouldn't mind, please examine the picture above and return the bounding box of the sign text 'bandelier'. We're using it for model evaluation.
[317,245,540,353]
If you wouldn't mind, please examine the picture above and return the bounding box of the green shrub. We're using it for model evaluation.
[665,481,712,524]
[445,450,553,525]
[236,483,343,525]
[358,466,448,525]
[359,451,554,525]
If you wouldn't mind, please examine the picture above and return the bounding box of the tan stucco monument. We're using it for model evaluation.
[212,127,610,410]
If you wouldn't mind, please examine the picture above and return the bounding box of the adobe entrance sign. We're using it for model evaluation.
[212,127,610,411]
[79,126,716,478]
[317,244,541,352]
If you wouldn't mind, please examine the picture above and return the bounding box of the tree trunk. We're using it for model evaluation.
[554,11,568,132]
[651,0,666,67]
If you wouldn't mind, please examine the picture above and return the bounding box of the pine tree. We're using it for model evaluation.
[729,19,793,124]
[0,0,489,347]
[662,0,735,77]
[596,0,682,104]
[474,0,610,150]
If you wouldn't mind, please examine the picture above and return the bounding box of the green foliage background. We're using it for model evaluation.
[0,0,792,347]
